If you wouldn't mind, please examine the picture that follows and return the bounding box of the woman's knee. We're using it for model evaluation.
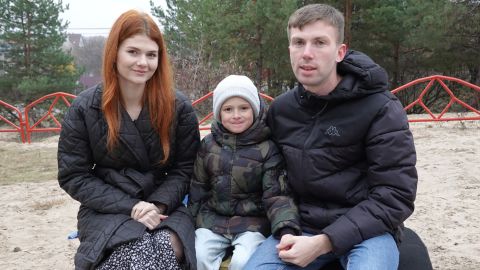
[167,230,184,262]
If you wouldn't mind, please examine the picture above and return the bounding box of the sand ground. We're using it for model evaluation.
[0,117,479,269]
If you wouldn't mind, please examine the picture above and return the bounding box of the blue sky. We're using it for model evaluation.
[60,0,166,36]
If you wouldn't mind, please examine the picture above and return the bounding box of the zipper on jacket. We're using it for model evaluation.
[224,135,236,216]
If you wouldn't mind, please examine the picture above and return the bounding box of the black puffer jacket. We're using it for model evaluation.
[57,84,200,269]
[267,50,417,255]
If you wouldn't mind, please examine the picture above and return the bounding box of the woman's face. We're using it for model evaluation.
[116,34,159,88]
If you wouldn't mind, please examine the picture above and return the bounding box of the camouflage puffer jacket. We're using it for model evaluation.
[189,101,300,237]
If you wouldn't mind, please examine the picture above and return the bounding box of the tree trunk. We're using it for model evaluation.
[392,43,400,89]
[344,0,352,47]
[255,23,263,88]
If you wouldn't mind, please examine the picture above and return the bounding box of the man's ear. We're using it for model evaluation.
[336,44,347,62]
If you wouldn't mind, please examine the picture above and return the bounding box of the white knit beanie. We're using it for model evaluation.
[213,75,260,121]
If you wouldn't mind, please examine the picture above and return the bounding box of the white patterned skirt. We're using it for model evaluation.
[96,229,182,270]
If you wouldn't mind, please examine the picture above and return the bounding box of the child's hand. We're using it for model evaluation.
[276,234,293,252]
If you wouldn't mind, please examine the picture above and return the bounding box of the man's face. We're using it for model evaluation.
[289,20,346,95]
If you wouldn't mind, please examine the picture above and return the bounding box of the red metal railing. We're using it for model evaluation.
[23,92,76,143]
[391,75,480,122]
[0,99,26,143]
[0,75,478,143]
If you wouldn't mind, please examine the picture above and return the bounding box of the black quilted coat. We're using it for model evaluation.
[57,84,200,269]
[267,50,418,255]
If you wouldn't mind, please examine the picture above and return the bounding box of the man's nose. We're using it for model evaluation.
[302,43,314,59]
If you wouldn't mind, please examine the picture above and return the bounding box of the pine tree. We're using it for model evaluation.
[349,0,452,88]
[0,0,81,102]
[152,0,297,97]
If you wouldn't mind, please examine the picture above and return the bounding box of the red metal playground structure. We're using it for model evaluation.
[0,75,479,143]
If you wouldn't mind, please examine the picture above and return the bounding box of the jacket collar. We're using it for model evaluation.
[90,84,151,170]
[296,50,388,104]
[90,84,103,110]
[118,106,151,171]
[334,50,389,99]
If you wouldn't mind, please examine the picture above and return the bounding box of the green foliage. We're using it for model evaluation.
[346,0,479,110]
[443,1,480,84]
[0,0,82,103]
[151,0,478,111]
[152,0,298,98]
[349,0,447,87]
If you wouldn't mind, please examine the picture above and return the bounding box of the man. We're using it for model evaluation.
[245,4,417,270]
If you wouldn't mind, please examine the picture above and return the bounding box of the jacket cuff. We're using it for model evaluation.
[321,216,362,255]
[274,227,299,239]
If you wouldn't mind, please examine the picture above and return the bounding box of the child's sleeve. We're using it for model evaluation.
[261,141,301,237]
[188,140,210,220]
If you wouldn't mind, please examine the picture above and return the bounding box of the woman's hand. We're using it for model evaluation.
[137,210,168,230]
[131,201,159,219]
[131,201,168,230]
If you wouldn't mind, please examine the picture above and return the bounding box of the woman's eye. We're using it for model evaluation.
[147,53,157,58]
[128,50,137,55]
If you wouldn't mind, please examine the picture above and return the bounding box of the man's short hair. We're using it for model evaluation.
[287,4,345,44]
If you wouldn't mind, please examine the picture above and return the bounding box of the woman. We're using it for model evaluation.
[57,10,200,269]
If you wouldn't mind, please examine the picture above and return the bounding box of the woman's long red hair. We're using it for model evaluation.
[102,10,174,163]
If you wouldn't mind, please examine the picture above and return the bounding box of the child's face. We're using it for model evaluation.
[220,96,254,134]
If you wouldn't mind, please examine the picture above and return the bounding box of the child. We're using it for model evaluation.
[189,75,300,270]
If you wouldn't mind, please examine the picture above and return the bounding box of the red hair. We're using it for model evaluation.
[102,10,174,163]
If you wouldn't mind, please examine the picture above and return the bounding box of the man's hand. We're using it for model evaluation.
[277,234,333,267]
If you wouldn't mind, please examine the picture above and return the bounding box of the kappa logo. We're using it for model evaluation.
[325,126,340,136]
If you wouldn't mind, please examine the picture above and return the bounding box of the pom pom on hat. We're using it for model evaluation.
[213,75,260,121]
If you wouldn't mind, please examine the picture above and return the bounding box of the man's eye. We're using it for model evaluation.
[292,40,304,46]
[314,40,325,46]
